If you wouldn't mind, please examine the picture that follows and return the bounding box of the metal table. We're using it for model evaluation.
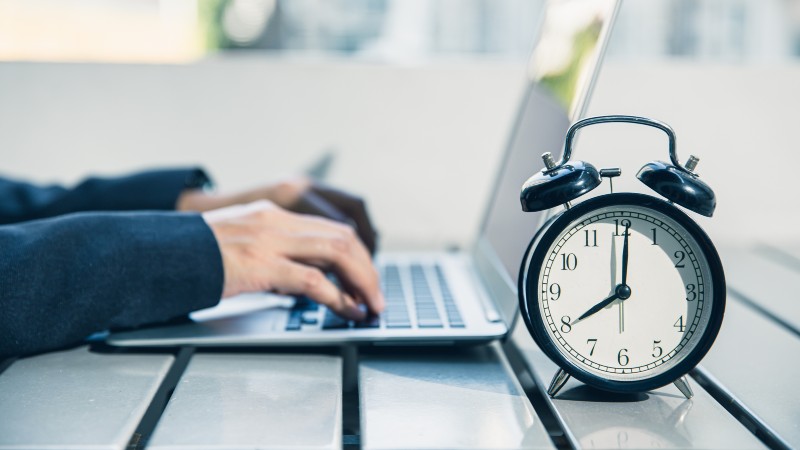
[0,244,796,450]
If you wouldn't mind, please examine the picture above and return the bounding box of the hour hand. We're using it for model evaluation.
[573,292,620,324]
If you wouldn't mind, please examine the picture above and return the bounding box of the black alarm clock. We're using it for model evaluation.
[517,115,725,399]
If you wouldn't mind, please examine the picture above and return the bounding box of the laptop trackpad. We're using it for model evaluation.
[188,292,294,331]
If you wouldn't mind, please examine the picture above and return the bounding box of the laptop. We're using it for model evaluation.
[107,0,621,348]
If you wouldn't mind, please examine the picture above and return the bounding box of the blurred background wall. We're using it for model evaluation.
[2,0,799,249]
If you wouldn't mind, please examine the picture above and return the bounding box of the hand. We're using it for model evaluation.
[178,177,378,255]
[573,292,621,324]
[575,225,632,327]
[620,224,630,332]
[202,200,384,320]
[621,223,630,286]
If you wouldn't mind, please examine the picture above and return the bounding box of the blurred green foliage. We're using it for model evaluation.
[539,19,602,114]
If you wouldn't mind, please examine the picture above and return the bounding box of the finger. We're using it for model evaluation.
[293,191,378,257]
[311,185,378,255]
[203,200,271,223]
[264,209,380,308]
[271,260,367,321]
[292,191,351,225]
[279,211,375,270]
[277,210,367,252]
[278,232,384,313]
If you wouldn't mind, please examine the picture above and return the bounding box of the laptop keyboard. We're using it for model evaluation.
[285,262,464,331]
[435,265,465,327]
[384,264,412,328]
[411,264,442,328]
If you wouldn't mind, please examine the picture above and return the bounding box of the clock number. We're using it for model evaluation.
[548,283,561,301]
[686,283,697,302]
[674,316,686,332]
[650,228,658,245]
[584,229,598,247]
[614,219,632,236]
[674,251,686,268]
[617,348,629,366]
[560,316,572,333]
[652,340,663,358]
[560,253,578,271]
[587,338,597,356]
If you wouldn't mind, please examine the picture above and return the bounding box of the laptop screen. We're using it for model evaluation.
[475,0,620,325]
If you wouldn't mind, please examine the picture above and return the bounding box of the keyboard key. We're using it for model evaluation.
[293,296,319,311]
[285,310,303,331]
[354,315,381,329]
[322,311,350,330]
[301,312,319,326]
[417,318,443,328]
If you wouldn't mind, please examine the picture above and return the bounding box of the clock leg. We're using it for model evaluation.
[673,376,694,399]
[547,369,570,397]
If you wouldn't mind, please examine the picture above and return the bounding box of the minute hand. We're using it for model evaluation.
[621,224,630,285]
[574,292,621,323]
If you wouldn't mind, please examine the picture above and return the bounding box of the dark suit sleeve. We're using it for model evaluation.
[0,211,224,358]
[0,168,210,225]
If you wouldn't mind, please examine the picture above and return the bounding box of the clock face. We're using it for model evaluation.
[520,194,725,389]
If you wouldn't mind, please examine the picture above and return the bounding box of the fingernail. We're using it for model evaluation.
[347,301,367,320]
[352,308,367,321]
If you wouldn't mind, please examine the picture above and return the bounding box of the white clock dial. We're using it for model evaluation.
[536,205,714,381]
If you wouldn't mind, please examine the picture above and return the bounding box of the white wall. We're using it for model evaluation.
[0,58,524,249]
[1,59,798,249]
[585,63,800,248]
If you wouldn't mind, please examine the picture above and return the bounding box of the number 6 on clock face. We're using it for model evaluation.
[519,193,725,394]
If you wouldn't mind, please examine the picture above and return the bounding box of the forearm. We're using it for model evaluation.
[0,168,210,224]
[0,211,223,357]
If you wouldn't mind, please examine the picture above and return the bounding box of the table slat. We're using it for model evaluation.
[0,346,174,450]
[359,343,554,450]
[699,298,800,448]
[510,326,765,449]
[721,247,800,333]
[147,353,342,450]
[763,243,800,264]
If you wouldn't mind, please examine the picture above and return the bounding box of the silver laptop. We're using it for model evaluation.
[108,0,621,348]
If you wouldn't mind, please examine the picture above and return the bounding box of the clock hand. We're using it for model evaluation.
[574,292,621,324]
[610,231,618,290]
[610,230,622,332]
[572,225,634,326]
[619,224,630,333]
[621,223,630,286]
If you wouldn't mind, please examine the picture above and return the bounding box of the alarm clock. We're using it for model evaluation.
[517,115,725,399]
